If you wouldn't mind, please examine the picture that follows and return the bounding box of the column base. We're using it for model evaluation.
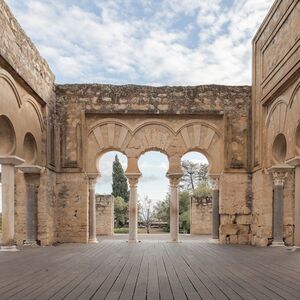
[270,241,285,247]
[128,239,138,243]
[23,240,38,246]
[168,239,181,243]
[88,238,98,244]
[210,238,219,244]
[291,246,300,252]
[0,245,19,252]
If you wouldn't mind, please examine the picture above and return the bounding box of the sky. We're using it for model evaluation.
[6,0,273,86]
[0,0,274,209]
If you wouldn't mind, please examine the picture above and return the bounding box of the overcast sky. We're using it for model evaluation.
[0,0,274,207]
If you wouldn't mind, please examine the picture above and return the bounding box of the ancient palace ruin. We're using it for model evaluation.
[0,0,299,249]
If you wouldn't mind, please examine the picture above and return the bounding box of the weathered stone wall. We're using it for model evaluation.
[56,173,88,243]
[251,0,300,246]
[0,0,55,103]
[190,197,212,235]
[95,195,114,236]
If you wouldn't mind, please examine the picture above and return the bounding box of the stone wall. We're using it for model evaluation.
[190,197,212,235]
[95,195,114,236]
[0,0,55,103]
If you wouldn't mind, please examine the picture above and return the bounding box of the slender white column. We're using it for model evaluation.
[126,175,140,243]
[269,165,293,247]
[168,174,181,242]
[210,175,220,242]
[88,175,99,243]
[0,156,24,251]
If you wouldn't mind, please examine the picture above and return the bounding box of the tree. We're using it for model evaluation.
[153,194,170,226]
[112,155,129,202]
[139,196,154,234]
[193,181,212,199]
[179,191,191,233]
[114,196,128,228]
[180,161,209,191]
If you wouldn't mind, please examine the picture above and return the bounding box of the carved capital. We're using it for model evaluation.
[268,165,293,187]
[167,173,182,188]
[125,173,141,188]
[87,173,100,189]
[209,177,220,190]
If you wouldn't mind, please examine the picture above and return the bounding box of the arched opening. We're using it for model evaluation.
[23,133,38,164]
[181,151,211,239]
[138,151,169,235]
[97,151,128,236]
[0,115,16,155]
[272,133,287,164]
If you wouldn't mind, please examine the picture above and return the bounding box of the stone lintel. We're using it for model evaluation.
[17,165,43,174]
[0,156,25,166]
[286,157,300,167]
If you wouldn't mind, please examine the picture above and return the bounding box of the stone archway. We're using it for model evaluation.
[86,117,223,242]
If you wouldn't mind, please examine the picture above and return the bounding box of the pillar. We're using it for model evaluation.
[88,174,98,243]
[168,174,182,242]
[210,175,220,242]
[17,165,43,245]
[269,165,293,246]
[126,174,140,243]
[0,156,25,251]
[286,157,300,249]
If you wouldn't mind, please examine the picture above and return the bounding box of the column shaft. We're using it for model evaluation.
[212,188,220,240]
[129,184,138,242]
[273,184,284,243]
[25,182,37,244]
[1,164,15,246]
[170,184,179,242]
[89,179,97,243]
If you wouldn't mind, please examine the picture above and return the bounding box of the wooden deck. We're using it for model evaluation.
[0,236,300,300]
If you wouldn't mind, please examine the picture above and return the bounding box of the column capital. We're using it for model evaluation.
[17,165,43,174]
[125,173,141,188]
[209,174,220,190]
[0,155,24,166]
[87,173,100,188]
[167,173,183,187]
[268,165,294,186]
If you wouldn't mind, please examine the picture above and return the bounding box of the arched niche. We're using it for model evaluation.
[0,115,16,155]
[23,132,38,164]
[272,133,287,164]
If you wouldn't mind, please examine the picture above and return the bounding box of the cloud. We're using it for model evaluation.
[6,0,273,85]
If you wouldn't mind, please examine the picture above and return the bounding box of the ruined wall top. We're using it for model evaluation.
[0,0,55,103]
[56,84,251,115]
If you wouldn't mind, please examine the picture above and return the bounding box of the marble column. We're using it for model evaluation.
[126,174,140,243]
[0,156,25,251]
[269,165,293,246]
[17,165,43,245]
[210,175,220,242]
[286,157,300,249]
[88,174,99,243]
[168,174,182,242]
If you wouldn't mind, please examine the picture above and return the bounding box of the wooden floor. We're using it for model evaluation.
[0,236,300,300]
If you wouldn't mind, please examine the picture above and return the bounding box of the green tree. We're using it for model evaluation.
[114,196,128,228]
[179,191,190,233]
[112,155,129,202]
[193,181,212,199]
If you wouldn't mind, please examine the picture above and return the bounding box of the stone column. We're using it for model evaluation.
[0,156,25,251]
[168,174,182,242]
[210,175,220,242]
[88,174,99,243]
[17,165,43,245]
[269,165,293,246]
[286,157,300,249]
[126,174,141,243]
